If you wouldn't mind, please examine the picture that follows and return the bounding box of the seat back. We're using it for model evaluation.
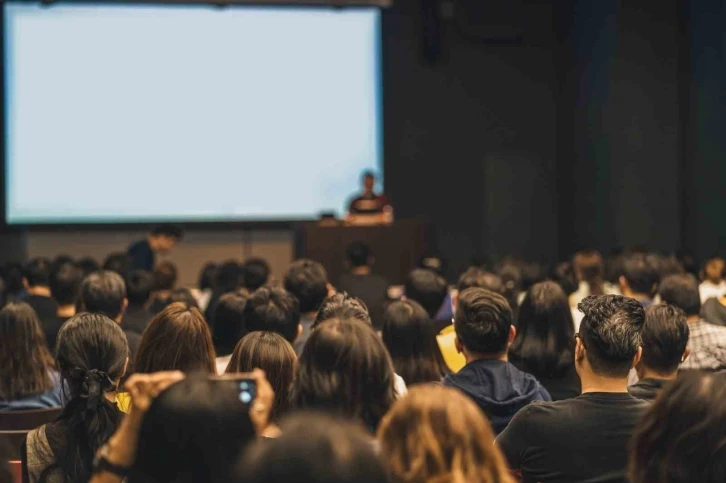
[8,460,22,483]
[0,408,61,431]
[0,432,27,461]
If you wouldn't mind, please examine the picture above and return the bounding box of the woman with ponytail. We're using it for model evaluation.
[23,312,129,483]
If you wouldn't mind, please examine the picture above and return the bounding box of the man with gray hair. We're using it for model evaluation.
[498,295,650,483]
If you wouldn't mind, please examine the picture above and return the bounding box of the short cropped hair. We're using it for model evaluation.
[577,295,645,377]
[125,270,154,306]
[454,288,512,355]
[314,292,371,328]
[153,262,178,291]
[23,258,52,287]
[284,260,328,314]
[456,267,503,294]
[405,268,448,318]
[346,242,372,268]
[244,286,301,343]
[640,304,689,374]
[622,253,660,295]
[151,224,184,240]
[80,270,127,319]
[50,262,84,306]
[658,274,701,317]
[241,258,271,292]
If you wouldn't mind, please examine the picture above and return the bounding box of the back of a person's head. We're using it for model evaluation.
[50,261,84,306]
[702,257,725,284]
[658,255,685,279]
[346,242,372,268]
[405,268,448,318]
[455,288,513,356]
[55,313,129,482]
[240,412,386,483]
[244,286,300,343]
[212,291,248,356]
[621,252,661,296]
[520,261,546,292]
[153,261,178,291]
[629,372,726,483]
[577,295,645,378]
[0,302,55,400]
[103,252,131,279]
[314,292,371,328]
[80,270,127,319]
[496,262,522,311]
[167,287,199,308]
[226,331,296,421]
[639,304,689,375]
[293,317,396,431]
[198,262,218,291]
[284,259,329,314]
[126,269,154,306]
[23,257,52,288]
[215,260,242,294]
[457,266,504,294]
[659,273,701,317]
[134,302,215,373]
[573,249,605,295]
[150,223,184,241]
[382,299,447,385]
[552,261,578,296]
[378,385,513,483]
[241,258,271,292]
[76,257,100,277]
[132,375,254,483]
[0,262,24,297]
[509,281,575,376]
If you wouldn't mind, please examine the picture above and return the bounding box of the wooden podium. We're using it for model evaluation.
[294,220,431,286]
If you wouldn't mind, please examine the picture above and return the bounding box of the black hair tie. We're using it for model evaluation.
[81,369,113,410]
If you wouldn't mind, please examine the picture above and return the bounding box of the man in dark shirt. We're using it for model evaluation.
[127,224,184,271]
[405,268,450,334]
[337,242,388,330]
[244,286,301,348]
[46,261,84,349]
[498,295,650,483]
[619,252,660,308]
[22,258,58,323]
[284,259,329,355]
[629,304,689,401]
[443,288,550,434]
[123,269,154,334]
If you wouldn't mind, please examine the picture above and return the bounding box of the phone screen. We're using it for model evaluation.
[238,379,257,405]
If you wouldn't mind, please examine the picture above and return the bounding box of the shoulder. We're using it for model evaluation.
[26,425,56,474]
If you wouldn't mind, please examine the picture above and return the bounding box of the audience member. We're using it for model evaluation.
[0,302,62,410]
[194,262,218,311]
[629,372,726,483]
[165,287,199,308]
[22,258,58,322]
[457,266,504,296]
[443,288,550,434]
[570,250,606,306]
[147,261,179,314]
[46,261,84,348]
[659,273,726,370]
[509,282,581,400]
[241,257,271,292]
[79,270,141,359]
[122,269,154,334]
[628,304,689,401]
[102,253,131,280]
[212,291,248,373]
[382,299,449,385]
[284,259,329,354]
[313,292,371,327]
[498,295,648,483]
[204,260,242,321]
[496,262,523,314]
[226,331,296,421]
[405,268,449,334]
[699,256,726,303]
[77,257,100,277]
[24,313,128,483]
[241,412,387,483]
[133,302,216,374]
[378,385,514,483]
[127,224,184,271]
[244,285,302,346]
[702,292,726,326]
[292,317,396,432]
[0,262,25,305]
[619,252,660,307]
[337,242,388,329]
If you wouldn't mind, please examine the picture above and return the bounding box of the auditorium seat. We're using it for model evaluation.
[0,408,61,431]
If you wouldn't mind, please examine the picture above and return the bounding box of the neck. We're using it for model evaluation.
[27,286,51,297]
[624,290,650,302]
[465,350,508,364]
[352,266,372,275]
[639,367,678,381]
[579,371,629,393]
[687,314,701,323]
[57,305,76,318]
[105,391,117,403]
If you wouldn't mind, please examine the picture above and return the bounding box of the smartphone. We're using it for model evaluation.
[210,374,257,405]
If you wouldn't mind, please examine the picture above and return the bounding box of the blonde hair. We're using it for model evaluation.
[378,385,513,483]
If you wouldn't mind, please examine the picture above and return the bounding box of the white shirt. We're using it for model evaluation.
[700,280,726,304]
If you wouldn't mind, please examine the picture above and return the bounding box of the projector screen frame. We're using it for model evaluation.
[1,0,386,229]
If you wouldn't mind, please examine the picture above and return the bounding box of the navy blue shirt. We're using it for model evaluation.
[127,239,154,271]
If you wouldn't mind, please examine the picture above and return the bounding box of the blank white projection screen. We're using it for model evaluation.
[4,3,382,223]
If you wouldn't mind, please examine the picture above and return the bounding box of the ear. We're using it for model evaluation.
[619,276,628,291]
[454,335,463,354]
[631,346,643,369]
[22,278,30,290]
[120,298,129,318]
[681,347,690,364]
[451,290,459,313]
[297,323,303,341]
[575,337,586,363]
[326,283,335,298]
[508,324,517,345]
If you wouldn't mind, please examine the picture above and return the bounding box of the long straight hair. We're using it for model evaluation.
[0,302,55,400]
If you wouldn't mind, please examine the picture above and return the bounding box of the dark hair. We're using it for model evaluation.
[552,261,579,296]
[212,292,248,356]
[577,295,645,377]
[215,261,242,294]
[240,412,386,483]
[0,302,55,400]
[244,286,301,343]
[382,300,449,385]
[362,170,376,181]
[198,263,218,291]
[574,250,605,296]
[405,268,448,318]
[314,292,371,328]
[102,253,130,279]
[125,270,154,306]
[80,270,127,319]
[284,259,329,314]
[241,258,271,292]
[226,332,296,421]
[509,282,575,377]
[1,262,24,298]
[454,288,513,355]
[496,263,522,312]
[457,266,503,294]
[76,257,100,277]
[50,262,84,306]
[23,257,52,287]
[150,224,184,240]
[659,274,701,317]
[639,304,690,374]
[346,242,372,268]
[134,303,216,374]
[520,262,546,292]
[629,372,726,483]
[292,318,396,431]
[167,288,199,308]
[152,261,178,291]
[130,375,254,483]
[621,252,660,295]
[53,313,128,483]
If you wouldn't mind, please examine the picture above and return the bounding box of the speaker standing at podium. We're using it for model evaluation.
[346,171,393,226]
